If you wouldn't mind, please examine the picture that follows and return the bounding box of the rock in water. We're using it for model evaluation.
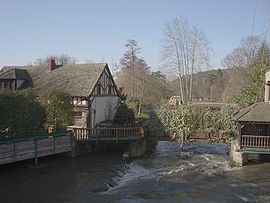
[181,151,193,159]
[122,151,129,161]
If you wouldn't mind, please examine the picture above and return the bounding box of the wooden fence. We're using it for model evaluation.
[0,131,74,166]
[154,131,230,143]
[71,126,146,142]
[241,135,270,149]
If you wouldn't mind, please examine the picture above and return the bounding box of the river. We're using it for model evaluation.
[1,141,270,203]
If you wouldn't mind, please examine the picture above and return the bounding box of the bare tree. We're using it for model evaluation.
[222,36,261,69]
[34,54,77,66]
[222,36,262,101]
[116,57,150,100]
[108,56,121,79]
[160,18,211,104]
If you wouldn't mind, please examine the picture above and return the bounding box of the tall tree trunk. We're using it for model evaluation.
[178,74,184,103]
[189,67,194,102]
[184,42,190,103]
[174,39,185,103]
[189,48,195,103]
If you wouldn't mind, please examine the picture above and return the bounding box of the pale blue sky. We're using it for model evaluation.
[0,0,269,70]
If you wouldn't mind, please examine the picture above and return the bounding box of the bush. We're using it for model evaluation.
[156,105,194,142]
[40,91,73,131]
[0,90,45,135]
[156,104,237,142]
[127,98,140,117]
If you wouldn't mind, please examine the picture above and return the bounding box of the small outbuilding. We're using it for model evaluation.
[233,70,270,165]
[234,102,270,150]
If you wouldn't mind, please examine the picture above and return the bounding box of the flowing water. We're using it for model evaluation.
[1,141,270,203]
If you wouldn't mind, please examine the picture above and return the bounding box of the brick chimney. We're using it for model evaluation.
[48,58,57,71]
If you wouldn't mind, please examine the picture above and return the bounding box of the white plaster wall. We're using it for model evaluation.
[91,96,119,127]
[265,71,270,102]
[16,80,25,89]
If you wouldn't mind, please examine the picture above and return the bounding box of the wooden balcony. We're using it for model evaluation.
[71,126,146,142]
[241,135,270,149]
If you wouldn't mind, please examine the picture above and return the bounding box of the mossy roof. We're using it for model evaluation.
[0,68,31,80]
[234,102,270,123]
[0,63,107,97]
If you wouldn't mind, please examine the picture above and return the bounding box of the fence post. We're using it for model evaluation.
[237,123,242,149]
[116,129,118,143]
[13,142,16,161]
[53,136,56,153]
[70,132,75,158]
[34,139,38,165]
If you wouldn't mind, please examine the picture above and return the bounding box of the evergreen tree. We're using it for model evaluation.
[116,40,150,115]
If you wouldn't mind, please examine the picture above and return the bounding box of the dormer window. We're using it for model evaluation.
[267,81,270,101]
[0,80,15,90]
[0,69,31,91]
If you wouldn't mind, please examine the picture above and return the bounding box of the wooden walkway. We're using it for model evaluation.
[0,126,146,166]
[71,126,146,143]
[0,131,74,166]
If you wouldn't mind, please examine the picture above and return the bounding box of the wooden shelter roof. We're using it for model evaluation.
[234,102,270,123]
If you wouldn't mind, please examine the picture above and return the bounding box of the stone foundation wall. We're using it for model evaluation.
[75,142,129,156]
[230,139,248,166]
[128,137,157,158]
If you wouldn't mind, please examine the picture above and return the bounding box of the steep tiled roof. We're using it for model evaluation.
[234,102,270,123]
[0,63,107,97]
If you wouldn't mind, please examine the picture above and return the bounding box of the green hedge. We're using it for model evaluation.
[0,90,45,135]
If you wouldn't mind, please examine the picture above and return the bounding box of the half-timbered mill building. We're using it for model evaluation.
[233,69,270,164]
[0,59,119,128]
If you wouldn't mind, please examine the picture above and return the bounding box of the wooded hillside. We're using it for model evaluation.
[169,67,248,103]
